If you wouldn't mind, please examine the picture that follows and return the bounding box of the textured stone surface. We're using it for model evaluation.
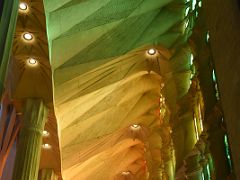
[43,0,194,179]
[204,0,240,179]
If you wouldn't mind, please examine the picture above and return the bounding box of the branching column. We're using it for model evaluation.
[184,149,203,180]
[206,106,229,179]
[12,99,47,180]
[160,125,175,180]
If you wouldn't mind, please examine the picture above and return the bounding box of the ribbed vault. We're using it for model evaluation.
[43,0,192,179]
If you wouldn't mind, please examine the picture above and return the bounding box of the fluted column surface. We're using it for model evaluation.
[39,169,58,180]
[12,99,47,180]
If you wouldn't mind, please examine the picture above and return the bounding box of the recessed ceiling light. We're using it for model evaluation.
[23,33,33,41]
[131,124,140,128]
[121,171,131,175]
[147,48,157,56]
[19,2,28,10]
[130,124,141,130]
[28,58,37,65]
[42,130,49,137]
[42,143,51,149]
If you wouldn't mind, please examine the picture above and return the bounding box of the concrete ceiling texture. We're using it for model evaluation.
[42,0,192,179]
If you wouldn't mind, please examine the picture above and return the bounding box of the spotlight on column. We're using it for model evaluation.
[42,143,51,149]
[19,2,28,11]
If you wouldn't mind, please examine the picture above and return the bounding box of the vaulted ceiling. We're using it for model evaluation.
[41,0,192,179]
[8,0,196,179]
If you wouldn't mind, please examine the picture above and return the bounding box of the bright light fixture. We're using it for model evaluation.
[131,124,140,128]
[42,143,51,149]
[121,171,131,175]
[147,48,157,56]
[19,2,28,10]
[28,58,37,65]
[130,124,141,131]
[42,130,49,137]
[23,33,33,41]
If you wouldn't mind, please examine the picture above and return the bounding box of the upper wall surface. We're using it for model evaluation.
[205,0,240,179]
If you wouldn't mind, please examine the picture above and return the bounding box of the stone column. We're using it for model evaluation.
[199,156,208,180]
[164,159,175,180]
[204,153,215,180]
[184,149,203,180]
[206,106,229,179]
[153,163,164,180]
[38,169,58,180]
[0,0,19,97]
[12,99,47,180]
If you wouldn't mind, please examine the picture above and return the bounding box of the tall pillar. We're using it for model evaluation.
[199,156,208,180]
[164,159,175,180]
[12,99,47,180]
[204,153,215,180]
[206,106,229,179]
[184,149,203,180]
[172,115,197,170]
[0,0,19,97]
[38,169,58,180]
